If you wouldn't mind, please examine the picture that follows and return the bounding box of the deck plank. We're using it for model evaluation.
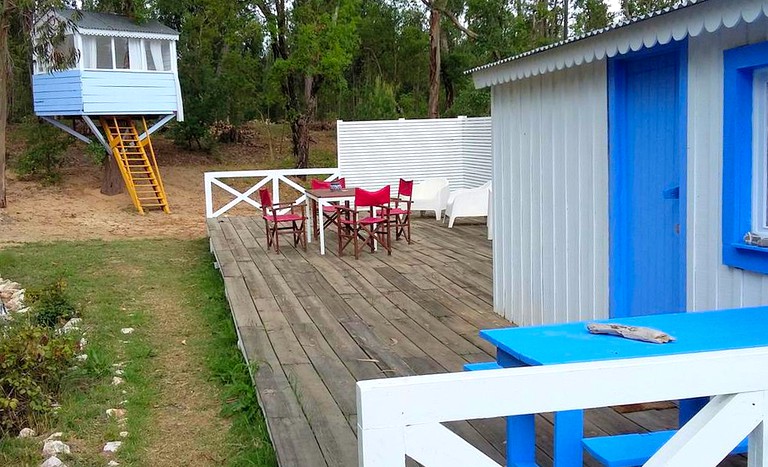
[208,216,705,466]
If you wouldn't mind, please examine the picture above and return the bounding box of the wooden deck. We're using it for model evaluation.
[208,216,746,467]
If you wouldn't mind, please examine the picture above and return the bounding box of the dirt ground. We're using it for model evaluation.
[0,124,336,246]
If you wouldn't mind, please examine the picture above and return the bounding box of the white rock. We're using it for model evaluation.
[120,328,134,335]
[75,354,88,362]
[79,337,87,349]
[114,369,124,376]
[111,377,124,386]
[102,441,122,453]
[119,431,128,438]
[59,318,82,334]
[42,440,70,456]
[40,456,65,467]
[45,432,63,441]
[107,461,120,466]
[105,408,126,418]
[18,427,36,438]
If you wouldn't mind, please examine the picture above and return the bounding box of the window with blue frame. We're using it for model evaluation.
[723,41,768,274]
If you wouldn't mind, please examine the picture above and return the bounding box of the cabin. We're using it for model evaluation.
[471,0,768,326]
[32,9,184,214]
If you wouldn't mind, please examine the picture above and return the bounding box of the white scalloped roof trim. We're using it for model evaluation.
[77,28,178,41]
[472,0,768,88]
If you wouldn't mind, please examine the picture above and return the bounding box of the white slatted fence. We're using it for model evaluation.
[358,347,768,466]
[337,116,491,192]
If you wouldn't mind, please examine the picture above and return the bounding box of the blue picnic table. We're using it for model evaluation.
[476,306,768,466]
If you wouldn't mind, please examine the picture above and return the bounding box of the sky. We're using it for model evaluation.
[607,0,623,16]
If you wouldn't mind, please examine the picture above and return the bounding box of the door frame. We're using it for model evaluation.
[608,40,688,319]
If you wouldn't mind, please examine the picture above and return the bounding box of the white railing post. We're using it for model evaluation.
[357,382,407,467]
[204,173,214,218]
[272,175,280,204]
[749,391,768,467]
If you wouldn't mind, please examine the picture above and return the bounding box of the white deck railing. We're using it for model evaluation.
[357,347,768,466]
[204,168,341,218]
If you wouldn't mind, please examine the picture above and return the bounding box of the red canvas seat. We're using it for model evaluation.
[336,186,391,259]
[259,188,307,254]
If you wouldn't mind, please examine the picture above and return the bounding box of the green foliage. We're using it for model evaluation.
[573,0,613,35]
[0,320,77,437]
[15,119,72,185]
[621,0,682,20]
[26,279,78,328]
[357,78,399,120]
[85,141,107,165]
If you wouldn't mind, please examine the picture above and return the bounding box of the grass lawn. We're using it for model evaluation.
[0,238,276,466]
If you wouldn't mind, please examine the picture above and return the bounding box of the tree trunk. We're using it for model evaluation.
[427,7,441,119]
[100,152,124,195]
[0,16,8,209]
[291,115,310,169]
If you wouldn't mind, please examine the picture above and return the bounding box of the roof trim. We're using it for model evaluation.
[471,0,768,88]
[77,28,178,40]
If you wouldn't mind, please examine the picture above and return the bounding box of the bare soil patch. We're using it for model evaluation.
[0,123,337,247]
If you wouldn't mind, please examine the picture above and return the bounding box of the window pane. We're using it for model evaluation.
[162,42,171,71]
[114,38,129,69]
[144,41,157,70]
[53,35,75,68]
[95,36,112,69]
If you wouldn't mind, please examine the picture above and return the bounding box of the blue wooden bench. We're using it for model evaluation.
[582,430,748,467]
[463,361,502,371]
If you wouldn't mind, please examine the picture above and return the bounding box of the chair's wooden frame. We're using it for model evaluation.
[336,204,392,259]
[262,202,307,254]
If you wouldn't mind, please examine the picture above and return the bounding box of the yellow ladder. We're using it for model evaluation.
[100,117,170,214]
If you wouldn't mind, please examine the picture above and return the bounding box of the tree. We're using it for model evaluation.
[0,2,78,208]
[621,0,680,20]
[419,0,476,118]
[573,0,612,35]
[256,0,361,169]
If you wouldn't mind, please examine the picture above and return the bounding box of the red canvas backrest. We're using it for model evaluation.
[259,188,272,209]
[336,177,346,188]
[311,179,331,190]
[398,179,413,198]
[355,185,390,208]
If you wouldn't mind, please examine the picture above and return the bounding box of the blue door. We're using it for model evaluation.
[609,44,687,318]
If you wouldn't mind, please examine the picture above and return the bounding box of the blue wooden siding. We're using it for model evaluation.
[33,70,83,116]
[33,69,180,116]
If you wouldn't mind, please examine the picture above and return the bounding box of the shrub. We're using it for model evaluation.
[0,321,77,437]
[15,119,72,185]
[26,279,77,328]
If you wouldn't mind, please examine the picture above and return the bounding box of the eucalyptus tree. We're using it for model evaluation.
[255,0,361,169]
[0,1,79,208]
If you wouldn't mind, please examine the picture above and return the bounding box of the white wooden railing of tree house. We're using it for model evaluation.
[357,347,768,467]
[204,168,341,218]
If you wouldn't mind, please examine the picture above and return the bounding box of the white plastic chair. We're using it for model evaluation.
[411,178,450,220]
[445,181,491,228]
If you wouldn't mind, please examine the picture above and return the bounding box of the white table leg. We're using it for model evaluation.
[319,199,326,255]
[306,198,313,244]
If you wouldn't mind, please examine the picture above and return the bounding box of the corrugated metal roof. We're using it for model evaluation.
[470,0,768,87]
[57,9,178,37]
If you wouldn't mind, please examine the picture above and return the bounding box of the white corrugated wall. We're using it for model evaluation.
[492,61,610,326]
[337,117,491,192]
[687,19,768,311]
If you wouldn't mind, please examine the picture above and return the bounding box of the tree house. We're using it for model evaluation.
[32,9,184,214]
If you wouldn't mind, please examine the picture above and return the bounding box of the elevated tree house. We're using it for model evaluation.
[32,9,184,214]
